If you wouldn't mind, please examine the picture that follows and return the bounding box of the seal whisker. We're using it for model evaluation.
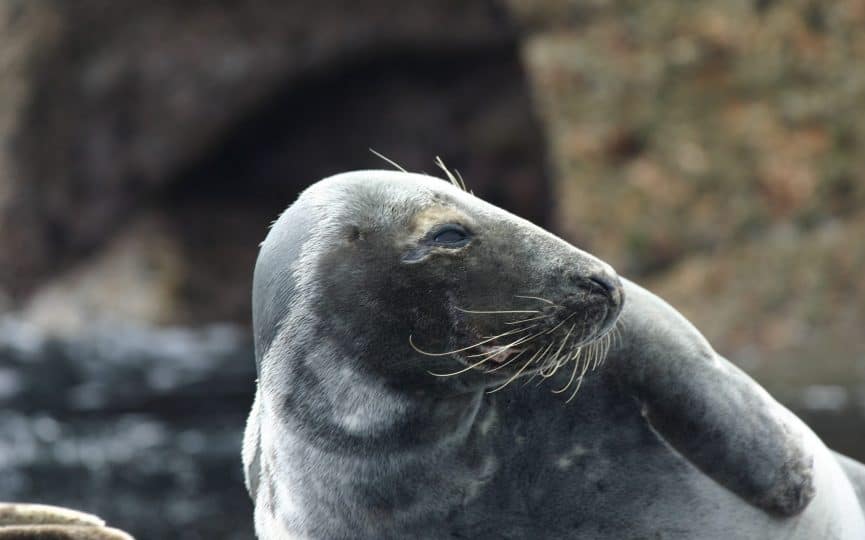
[552,346,585,394]
[558,340,595,399]
[427,354,497,377]
[428,345,529,377]
[541,323,577,378]
[455,169,470,193]
[587,340,600,372]
[434,156,467,192]
[530,341,557,379]
[465,330,539,359]
[409,325,533,357]
[485,348,531,373]
[611,324,624,350]
[566,344,596,403]
[369,148,408,172]
[505,314,553,325]
[598,336,613,367]
[487,344,549,394]
[593,334,613,371]
[544,312,576,335]
[456,307,540,315]
[514,294,558,306]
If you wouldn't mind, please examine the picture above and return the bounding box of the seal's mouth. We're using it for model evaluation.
[475,344,524,365]
[470,320,618,401]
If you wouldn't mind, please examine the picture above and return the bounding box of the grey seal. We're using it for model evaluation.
[243,169,865,539]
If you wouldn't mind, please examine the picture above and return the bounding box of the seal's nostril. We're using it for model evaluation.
[589,273,622,304]
[589,274,618,297]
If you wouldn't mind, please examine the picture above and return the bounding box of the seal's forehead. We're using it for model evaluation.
[297,170,474,225]
[306,170,463,202]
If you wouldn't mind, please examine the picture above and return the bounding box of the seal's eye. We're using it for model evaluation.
[431,224,470,246]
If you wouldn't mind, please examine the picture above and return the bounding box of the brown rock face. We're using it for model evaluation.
[514,0,865,276]
[512,0,865,456]
[0,0,550,325]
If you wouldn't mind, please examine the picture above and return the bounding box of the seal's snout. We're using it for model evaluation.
[557,265,624,339]
[585,269,625,332]
[563,267,623,304]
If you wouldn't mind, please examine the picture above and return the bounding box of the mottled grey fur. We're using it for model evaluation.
[243,170,865,539]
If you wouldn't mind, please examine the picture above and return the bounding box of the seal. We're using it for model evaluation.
[243,169,865,539]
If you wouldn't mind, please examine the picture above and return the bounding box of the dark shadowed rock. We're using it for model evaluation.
[0,318,257,539]
[0,0,550,325]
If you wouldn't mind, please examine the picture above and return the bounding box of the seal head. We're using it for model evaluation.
[252,170,623,394]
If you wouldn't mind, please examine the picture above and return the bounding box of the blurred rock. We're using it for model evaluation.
[513,0,865,276]
[22,215,184,333]
[509,0,865,457]
[649,215,865,370]
[0,0,550,323]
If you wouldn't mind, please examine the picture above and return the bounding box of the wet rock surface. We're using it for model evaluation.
[0,319,257,539]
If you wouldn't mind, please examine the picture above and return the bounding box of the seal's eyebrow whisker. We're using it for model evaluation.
[434,156,467,192]
[369,148,408,172]
[454,169,472,194]
[409,325,534,357]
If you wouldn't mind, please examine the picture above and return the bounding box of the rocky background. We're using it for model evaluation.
[0,1,862,538]
[508,0,865,456]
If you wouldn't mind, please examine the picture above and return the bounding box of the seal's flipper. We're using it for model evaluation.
[835,452,865,513]
[243,387,263,501]
[610,279,815,517]
[0,503,134,539]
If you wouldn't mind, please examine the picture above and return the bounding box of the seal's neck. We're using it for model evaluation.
[265,351,486,455]
[253,360,496,539]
